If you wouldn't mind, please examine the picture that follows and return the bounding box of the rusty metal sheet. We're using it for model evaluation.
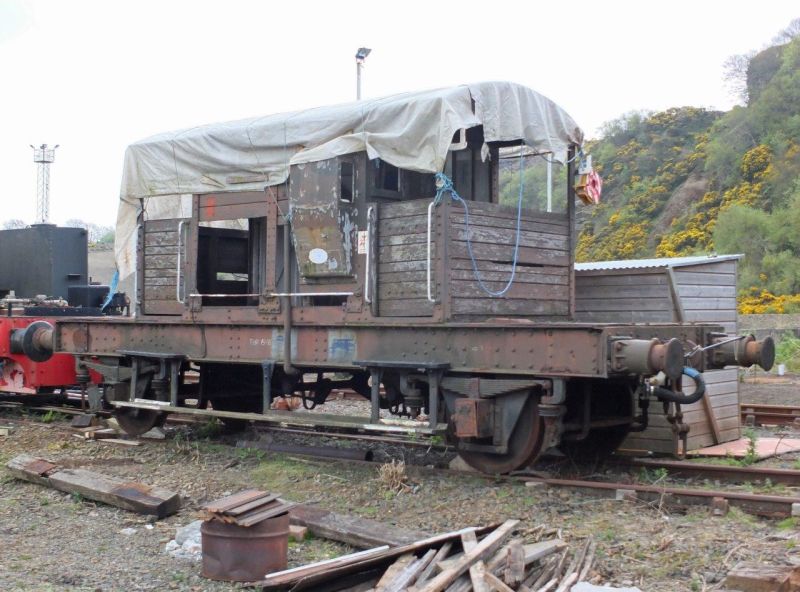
[54,317,717,379]
[24,458,58,476]
[289,159,354,278]
[204,489,273,514]
[453,398,493,438]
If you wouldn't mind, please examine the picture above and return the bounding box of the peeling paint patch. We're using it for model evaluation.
[328,330,357,362]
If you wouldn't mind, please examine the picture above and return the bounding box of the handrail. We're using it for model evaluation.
[134,223,141,313]
[364,206,374,304]
[176,220,184,302]
[426,200,436,303]
[269,292,354,297]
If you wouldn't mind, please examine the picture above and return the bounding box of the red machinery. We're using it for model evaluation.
[0,316,77,395]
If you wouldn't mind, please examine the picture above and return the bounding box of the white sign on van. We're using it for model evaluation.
[357,230,368,254]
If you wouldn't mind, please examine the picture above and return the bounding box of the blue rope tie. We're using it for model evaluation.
[433,153,525,297]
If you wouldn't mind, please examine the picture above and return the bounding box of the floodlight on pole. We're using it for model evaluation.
[31,143,58,224]
[355,47,371,100]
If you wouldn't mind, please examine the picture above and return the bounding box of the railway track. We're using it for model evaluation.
[4,402,800,519]
[740,403,800,427]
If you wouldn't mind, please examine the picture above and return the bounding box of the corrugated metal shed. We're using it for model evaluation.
[574,254,744,455]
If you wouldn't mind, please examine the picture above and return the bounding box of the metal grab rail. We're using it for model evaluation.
[365,206,374,304]
[269,292,354,297]
[426,200,436,303]
[175,220,185,302]
[134,224,141,312]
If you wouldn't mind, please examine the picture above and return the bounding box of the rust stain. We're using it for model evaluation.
[25,459,58,476]
[111,482,162,506]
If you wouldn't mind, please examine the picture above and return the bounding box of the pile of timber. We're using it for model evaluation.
[5,454,180,518]
[203,489,295,527]
[258,519,595,592]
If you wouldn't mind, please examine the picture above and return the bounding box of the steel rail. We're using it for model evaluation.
[3,402,798,518]
[740,403,800,427]
[613,457,800,487]
[510,474,798,518]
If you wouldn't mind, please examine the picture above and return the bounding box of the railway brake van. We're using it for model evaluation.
[16,82,774,473]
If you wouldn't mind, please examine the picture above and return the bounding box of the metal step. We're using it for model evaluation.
[110,400,447,436]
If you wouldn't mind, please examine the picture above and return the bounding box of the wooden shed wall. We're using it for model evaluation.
[574,270,675,323]
[574,259,740,455]
[673,260,738,333]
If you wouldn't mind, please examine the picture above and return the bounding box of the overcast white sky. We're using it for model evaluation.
[1,0,797,226]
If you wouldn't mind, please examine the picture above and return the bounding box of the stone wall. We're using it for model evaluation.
[738,314,800,339]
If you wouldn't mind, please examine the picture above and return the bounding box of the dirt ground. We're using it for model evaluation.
[2,408,800,592]
[740,371,800,406]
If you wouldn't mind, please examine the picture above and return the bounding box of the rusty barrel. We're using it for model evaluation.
[201,512,289,581]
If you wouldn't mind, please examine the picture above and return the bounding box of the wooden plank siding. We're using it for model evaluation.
[375,199,573,319]
[574,271,675,324]
[376,200,435,317]
[574,258,741,455]
[447,204,571,319]
[673,261,738,333]
[142,219,185,315]
[622,368,741,454]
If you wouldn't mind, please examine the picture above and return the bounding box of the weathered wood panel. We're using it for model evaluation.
[575,297,673,312]
[576,310,675,323]
[451,298,569,316]
[674,261,736,274]
[621,369,740,454]
[450,226,569,251]
[199,201,267,222]
[577,258,740,454]
[576,272,675,324]
[376,200,435,317]
[378,299,434,317]
[675,263,738,334]
[677,285,736,298]
[446,200,571,319]
[672,271,736,285]
[142,219,185,315]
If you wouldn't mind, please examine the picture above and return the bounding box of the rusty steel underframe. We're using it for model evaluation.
[53,317,719,378]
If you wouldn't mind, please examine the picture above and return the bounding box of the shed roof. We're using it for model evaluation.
[574,254,743,272]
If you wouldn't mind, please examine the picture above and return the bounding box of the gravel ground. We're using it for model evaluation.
[740,372,800,406]
[2,408,800,592]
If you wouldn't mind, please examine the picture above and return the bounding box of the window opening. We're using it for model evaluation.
[196,217,265,306]
[375,159,400,192]
[498,151,566,213]
[340,161,354,202]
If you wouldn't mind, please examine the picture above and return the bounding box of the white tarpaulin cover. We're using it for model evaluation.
[115,81,583,278]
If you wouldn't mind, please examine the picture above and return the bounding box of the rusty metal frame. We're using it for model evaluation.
[54,317,719,379]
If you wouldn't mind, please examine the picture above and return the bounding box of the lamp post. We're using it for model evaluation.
[30,143,59,224]
[355,47,371,100]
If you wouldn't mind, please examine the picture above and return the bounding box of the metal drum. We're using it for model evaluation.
[201,512,289,582]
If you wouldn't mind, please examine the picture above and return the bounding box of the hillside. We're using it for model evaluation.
[576,32,800,312]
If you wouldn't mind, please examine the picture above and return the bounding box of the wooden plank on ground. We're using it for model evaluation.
[48,469,180,518]
[418,520,520,592]
[724,561,799,592]
[382,549,436,592]
[262,527,493,591]
[461,530,490,592]
[98,438,142,446]
[5,454,58,486]
[5,454,180,518]
[375,553,415,591]
[290,504,431,549]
